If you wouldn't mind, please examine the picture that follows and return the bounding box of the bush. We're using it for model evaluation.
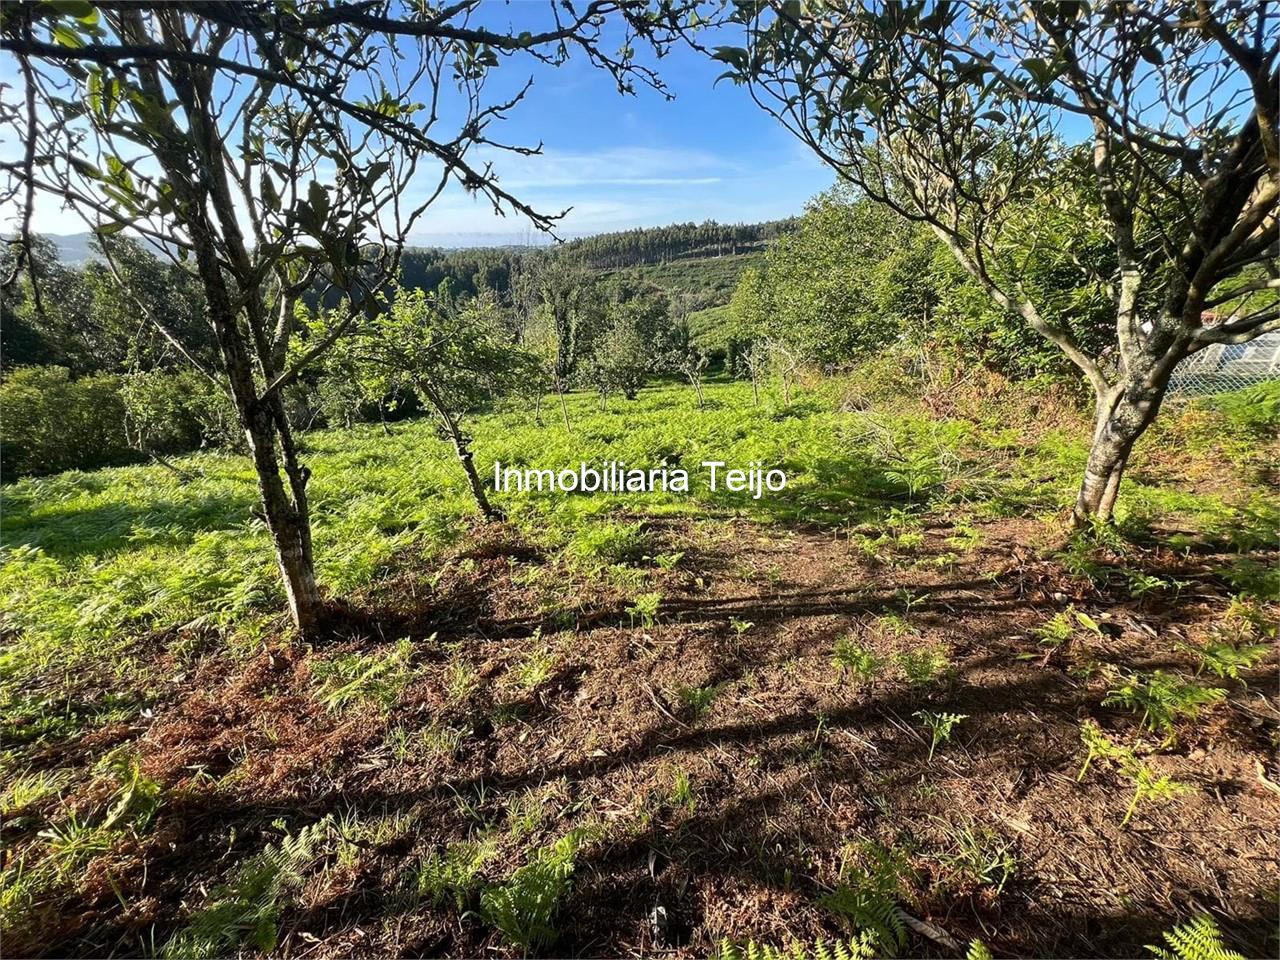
[0,366,133,480]
[1,366,239,481]
[120,368,238,456]
[1207,381,1280,439]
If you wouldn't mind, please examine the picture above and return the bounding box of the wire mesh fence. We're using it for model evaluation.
[1168,330,1280,396]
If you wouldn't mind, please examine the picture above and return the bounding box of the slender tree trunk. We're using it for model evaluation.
[688,374,705,409]
[534,391,544,427]
[750,369,760,406]
[453,434,501,521]
[557,379,572,430]
[244,405,324,634]
[422,385,502,521]
[121,13,325,640]
[1072,376,1167,525]
[187,209,324,639]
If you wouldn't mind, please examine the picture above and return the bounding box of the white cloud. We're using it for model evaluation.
[482,145,736,190]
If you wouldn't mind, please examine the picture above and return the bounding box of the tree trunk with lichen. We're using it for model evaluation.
[1072,366,1170,526]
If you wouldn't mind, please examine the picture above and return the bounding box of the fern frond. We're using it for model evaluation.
[820,885,906,957]
[967,938,995,960]
[162,816,334,959]
[479,828,587,949]
[710,937,874,960]
[1147,915,1246,960]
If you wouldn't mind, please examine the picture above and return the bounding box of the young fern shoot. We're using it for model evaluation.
[914,711,967,762]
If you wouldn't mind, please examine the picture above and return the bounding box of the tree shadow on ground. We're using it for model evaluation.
[1,490,255,561]
[31,517,1279,960]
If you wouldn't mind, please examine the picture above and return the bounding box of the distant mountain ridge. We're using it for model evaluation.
[35,232,98,264]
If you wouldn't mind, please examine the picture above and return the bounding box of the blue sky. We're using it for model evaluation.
[404,8,837,243]
[0,5,834,246]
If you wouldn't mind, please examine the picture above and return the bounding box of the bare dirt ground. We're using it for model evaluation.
[15,509,1277,958]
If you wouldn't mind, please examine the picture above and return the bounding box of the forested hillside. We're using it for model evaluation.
[563,218,794,269]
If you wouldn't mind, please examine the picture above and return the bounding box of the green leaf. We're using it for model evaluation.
[51,24,85,48]
[87,70,103,118]
[710,46,747,69]
[1075,611,1102,635]
[261,174,280,213]
[1139,45,1164,66]
[68,156,102,180]
[364,160,390,186]
[307,180,328,221]
[45,0,95,17]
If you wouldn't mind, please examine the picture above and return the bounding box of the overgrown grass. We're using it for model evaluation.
[0,375,1275,955]
[1,379,1274,754]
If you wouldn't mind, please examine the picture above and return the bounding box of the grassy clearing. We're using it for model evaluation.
[1,376,1277,956]
[5,378,1269,690]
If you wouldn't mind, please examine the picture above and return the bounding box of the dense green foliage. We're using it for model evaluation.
[3,376,1272,694]
[760,190,932,362]
[0,180,1252,482]
[324,284,533,426]
[564,218,794,270]
[0,227,772,479]
[724,183,1114,384]
[0,367,132,480]
[1,236,211,375]
[587,313,652,403]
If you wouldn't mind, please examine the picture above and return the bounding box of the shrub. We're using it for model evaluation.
[0,365,237,480]
[0,366,132,479]
[120,368,238,455]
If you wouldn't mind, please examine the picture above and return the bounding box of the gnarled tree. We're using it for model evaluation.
[1,0,685,636]
[700,0,1279,522]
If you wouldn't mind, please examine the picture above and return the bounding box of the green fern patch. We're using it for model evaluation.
[1147,915,1246,960]
[478,828,589,950]
[1103,670,1226,739]
[712,935,877,960]
[820,842,911,957]
[162,817,334,959]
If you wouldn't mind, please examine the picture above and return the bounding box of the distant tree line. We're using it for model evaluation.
[0,173,1139,484]
[0,232,709,483]
[562,218,796,270]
